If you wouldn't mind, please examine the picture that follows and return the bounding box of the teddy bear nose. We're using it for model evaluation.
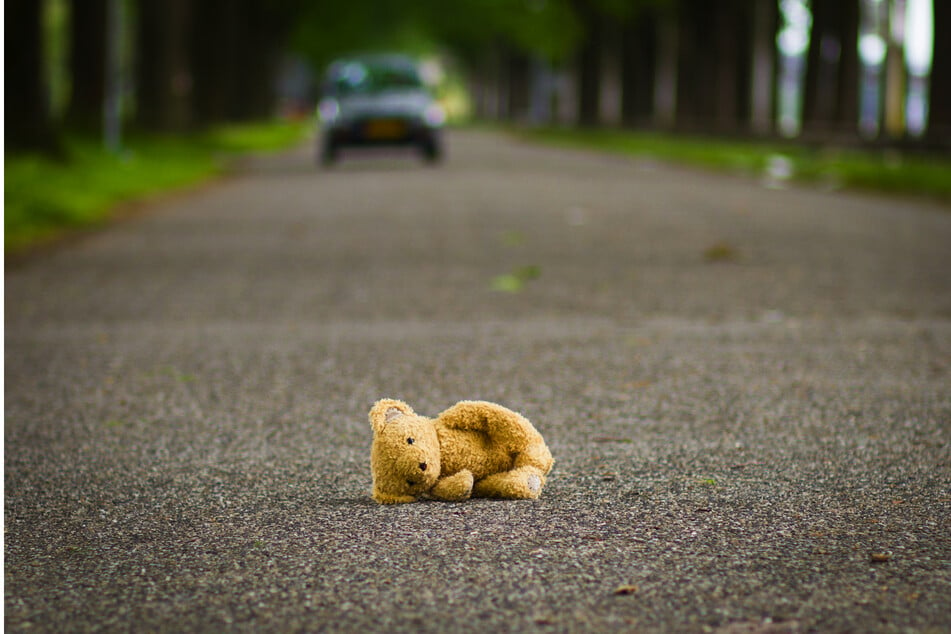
[419,462,427,471]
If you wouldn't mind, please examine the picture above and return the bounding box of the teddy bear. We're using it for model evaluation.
[369,398,554,504]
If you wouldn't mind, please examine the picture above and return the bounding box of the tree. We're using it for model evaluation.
[620,7,658,127]
[574,1,603,127]
[671,0,755,132]
[713,0,754,131]
[835,0,860,130]
[190,0,241,125]
[675,0,717,130]
[749,0,779,135]
[5,0,63,154]
[802,0,861,136]
[135,0,193,131]
[227,0,302,120]
[929,0,951,146]
[290,0,580,121]
[66,0,108,133]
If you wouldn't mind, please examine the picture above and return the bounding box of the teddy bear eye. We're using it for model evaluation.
[406,437,414,445]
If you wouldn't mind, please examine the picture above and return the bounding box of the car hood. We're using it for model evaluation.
[336,89,433,119]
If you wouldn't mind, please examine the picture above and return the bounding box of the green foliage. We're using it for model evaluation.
[290,0,583,71]
[291,1,430,70]
[5,121,309,254]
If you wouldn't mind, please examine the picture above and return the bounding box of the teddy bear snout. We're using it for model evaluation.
[419,462,428,471]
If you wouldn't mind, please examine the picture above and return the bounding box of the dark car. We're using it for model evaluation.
[316,54,445,165]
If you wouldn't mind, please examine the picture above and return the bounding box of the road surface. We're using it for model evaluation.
[6,131,950,633]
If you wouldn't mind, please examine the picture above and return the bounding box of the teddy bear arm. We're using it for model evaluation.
[372,490,418,504]
[438,401,536,444]
[430,470,474,502]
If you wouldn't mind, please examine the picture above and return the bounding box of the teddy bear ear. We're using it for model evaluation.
[369,399,415,433]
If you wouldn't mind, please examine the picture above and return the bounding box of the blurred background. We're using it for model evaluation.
[5,0,947,154]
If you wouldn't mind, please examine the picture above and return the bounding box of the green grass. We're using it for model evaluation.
[5,120,310,254]
[515,127,951,204]
[199,120,311,154]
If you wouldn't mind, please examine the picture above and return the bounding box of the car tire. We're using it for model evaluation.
[319,139,338,166]
[420,139,442,164]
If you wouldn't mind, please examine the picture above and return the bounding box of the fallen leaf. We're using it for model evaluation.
[614,585,639,596]
[704,241,739,263]
[514,264,540,280]
[489,265,541,293]
[490,274,524,293]
[500,230,525,247]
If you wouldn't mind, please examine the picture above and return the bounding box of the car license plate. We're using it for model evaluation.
[364,119,406,140]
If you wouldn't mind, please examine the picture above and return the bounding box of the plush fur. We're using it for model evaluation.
[369,398,554,504]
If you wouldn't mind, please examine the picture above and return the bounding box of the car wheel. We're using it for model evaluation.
[420,139,442,164]
[319,139,338,166]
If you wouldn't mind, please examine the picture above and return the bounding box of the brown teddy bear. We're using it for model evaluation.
[369,398,554,504]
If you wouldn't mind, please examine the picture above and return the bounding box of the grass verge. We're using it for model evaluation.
[5,120,310,255]
[514,127,951,205]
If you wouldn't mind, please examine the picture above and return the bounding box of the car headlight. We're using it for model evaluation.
[318,98,340,124]
[423,103,446,127]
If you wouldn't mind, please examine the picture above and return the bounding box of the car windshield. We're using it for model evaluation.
[326,59,424,96]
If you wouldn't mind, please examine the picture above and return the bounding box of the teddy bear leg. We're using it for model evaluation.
[472,466,546,500]
[430,470,474,502]
[514,441,554,475]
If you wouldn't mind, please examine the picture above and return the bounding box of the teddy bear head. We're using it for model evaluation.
[369,399,441,503]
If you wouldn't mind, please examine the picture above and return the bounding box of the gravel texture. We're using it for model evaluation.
[5,131,950,633]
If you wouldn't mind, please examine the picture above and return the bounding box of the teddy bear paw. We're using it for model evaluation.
[526,474,541,494]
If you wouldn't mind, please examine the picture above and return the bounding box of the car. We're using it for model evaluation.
[316,53,446,165]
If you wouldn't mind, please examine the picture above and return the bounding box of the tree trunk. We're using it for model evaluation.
[505,50,531,122]
[713,1,753,132]
[191,0,240,126]
[233,2,276,120]
[574,2,602,127]
[5,0,63,154]
[653,8,678,129]
[621,9,657,128]
[676,0,717,131]
[66,0,108,133]
[750,0,778,135]
[928,0,951,146]
[834,0,860,131]
[471,48,503,121]
[598,21,623,126]
[135,0,193,131]
[715,6,739,130]
[803,0,860,136]
[803,0,832,130]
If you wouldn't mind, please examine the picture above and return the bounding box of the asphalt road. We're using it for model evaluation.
[5,130,950,633]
